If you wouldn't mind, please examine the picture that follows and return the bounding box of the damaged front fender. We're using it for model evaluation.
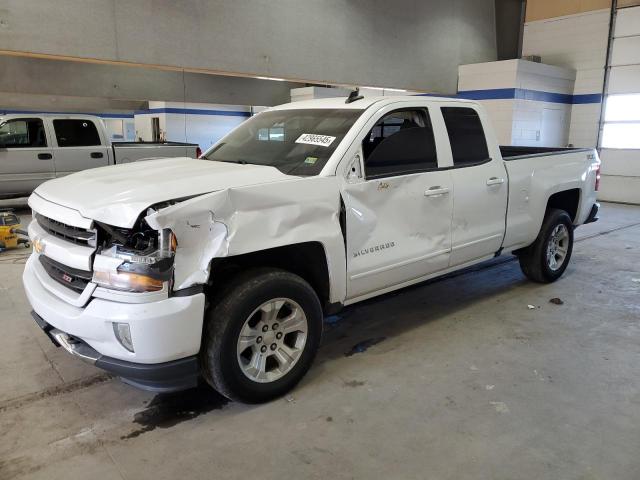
[144,177,347,302]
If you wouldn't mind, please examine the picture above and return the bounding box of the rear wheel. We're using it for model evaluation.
[518,208,574,283]
[200,268,323,403]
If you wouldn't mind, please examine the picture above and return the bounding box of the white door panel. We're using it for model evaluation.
[450,161,508,265]
[344,170,453,298]
[437,104,508,266]
[541,108,565,147]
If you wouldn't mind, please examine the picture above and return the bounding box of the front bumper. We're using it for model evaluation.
[23,253,206,391]
[32,311,199,392]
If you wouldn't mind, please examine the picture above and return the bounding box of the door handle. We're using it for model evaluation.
[424,186,450,197]
[486,177,505,186]
[37,153,52,160]
[90,152,104,159]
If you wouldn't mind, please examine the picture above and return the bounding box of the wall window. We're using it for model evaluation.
[53,119,101,147]
[441,107,489,166]
[601,94,640,149]
[0,118,47,148]
[104,119,125,141]
[362,109,438,179]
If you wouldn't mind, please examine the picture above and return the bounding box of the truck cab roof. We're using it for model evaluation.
[267,94,475,112]
[0,113,103,121]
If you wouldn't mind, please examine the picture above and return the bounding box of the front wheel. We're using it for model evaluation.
[518,208,574,283]
[200,268,323,403]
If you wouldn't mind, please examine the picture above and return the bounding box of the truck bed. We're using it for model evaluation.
[501,146,598,252]
[500,145,591,160]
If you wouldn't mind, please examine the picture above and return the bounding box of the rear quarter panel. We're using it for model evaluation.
[502,150,599,251]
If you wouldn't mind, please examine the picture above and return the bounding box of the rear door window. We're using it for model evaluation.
[53,119,101,147]
[362,109,438,179]
[441,107,489,166]
[0,118,47,148]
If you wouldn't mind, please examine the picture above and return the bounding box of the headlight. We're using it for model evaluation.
[93,270,165,293]
[92,223,177,293]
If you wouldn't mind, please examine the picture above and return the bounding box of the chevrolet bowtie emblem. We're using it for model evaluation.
[33,237,46,254]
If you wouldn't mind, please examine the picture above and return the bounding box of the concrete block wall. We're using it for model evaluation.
[522,0,640,204]
[522,8,610,147]
[0,0,498,94]
[513,62,575,147]
[457,60,576,147]
[457,61,518,145]
[290,86,418,103]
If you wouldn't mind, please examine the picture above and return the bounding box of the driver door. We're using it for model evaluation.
[341,106,454,300]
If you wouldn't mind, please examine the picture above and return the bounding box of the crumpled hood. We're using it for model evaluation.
[33,157,294,228]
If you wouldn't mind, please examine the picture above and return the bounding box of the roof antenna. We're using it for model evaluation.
[345,88,364,104]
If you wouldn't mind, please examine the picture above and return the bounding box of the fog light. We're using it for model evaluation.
[113,322,134,352]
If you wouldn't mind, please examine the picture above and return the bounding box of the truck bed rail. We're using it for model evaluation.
[500,146,592,161]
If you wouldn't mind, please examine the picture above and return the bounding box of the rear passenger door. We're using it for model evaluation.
[440,105,508,266]
[0,117,55,196]
[51,118,109,177]
[342,106,454,299]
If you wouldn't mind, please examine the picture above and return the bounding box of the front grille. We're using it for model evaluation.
[35,214,95,246]
[39,255,92,293]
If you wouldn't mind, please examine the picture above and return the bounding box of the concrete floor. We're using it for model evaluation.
[1,202,639,480]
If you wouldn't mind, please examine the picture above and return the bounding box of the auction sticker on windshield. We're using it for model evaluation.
[295,133,336,147]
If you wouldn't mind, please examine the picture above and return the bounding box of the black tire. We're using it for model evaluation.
[518,208,574,283]
[200,268,323,403]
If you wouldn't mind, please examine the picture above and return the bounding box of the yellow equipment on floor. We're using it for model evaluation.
[0,209,30,252]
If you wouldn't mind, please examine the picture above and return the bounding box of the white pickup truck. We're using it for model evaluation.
[0,113,199,198]
[23,95,600,403]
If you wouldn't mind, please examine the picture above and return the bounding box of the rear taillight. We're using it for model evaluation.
[595,164,601,191]
[196,146,202,158]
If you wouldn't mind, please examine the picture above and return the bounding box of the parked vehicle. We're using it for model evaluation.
[23,95,600,403]
[0,114,199,198]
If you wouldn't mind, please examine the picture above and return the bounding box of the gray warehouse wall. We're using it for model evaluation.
[0,56,303,108]
[0,0,497,93]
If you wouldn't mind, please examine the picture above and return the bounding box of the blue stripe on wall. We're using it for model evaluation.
[514,89,573,103]
[0,109,134,118]
[456,88,516,100]
[571,93,603,104]
[134,107,251,117]
[450,88,602,105]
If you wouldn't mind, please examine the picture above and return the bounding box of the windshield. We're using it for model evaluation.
[202,109,362,176]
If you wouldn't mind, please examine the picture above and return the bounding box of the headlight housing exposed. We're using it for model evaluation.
[92,219,177,293]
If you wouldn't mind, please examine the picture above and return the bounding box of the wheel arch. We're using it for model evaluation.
[546,188,581,223]
[207,241,336,313]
